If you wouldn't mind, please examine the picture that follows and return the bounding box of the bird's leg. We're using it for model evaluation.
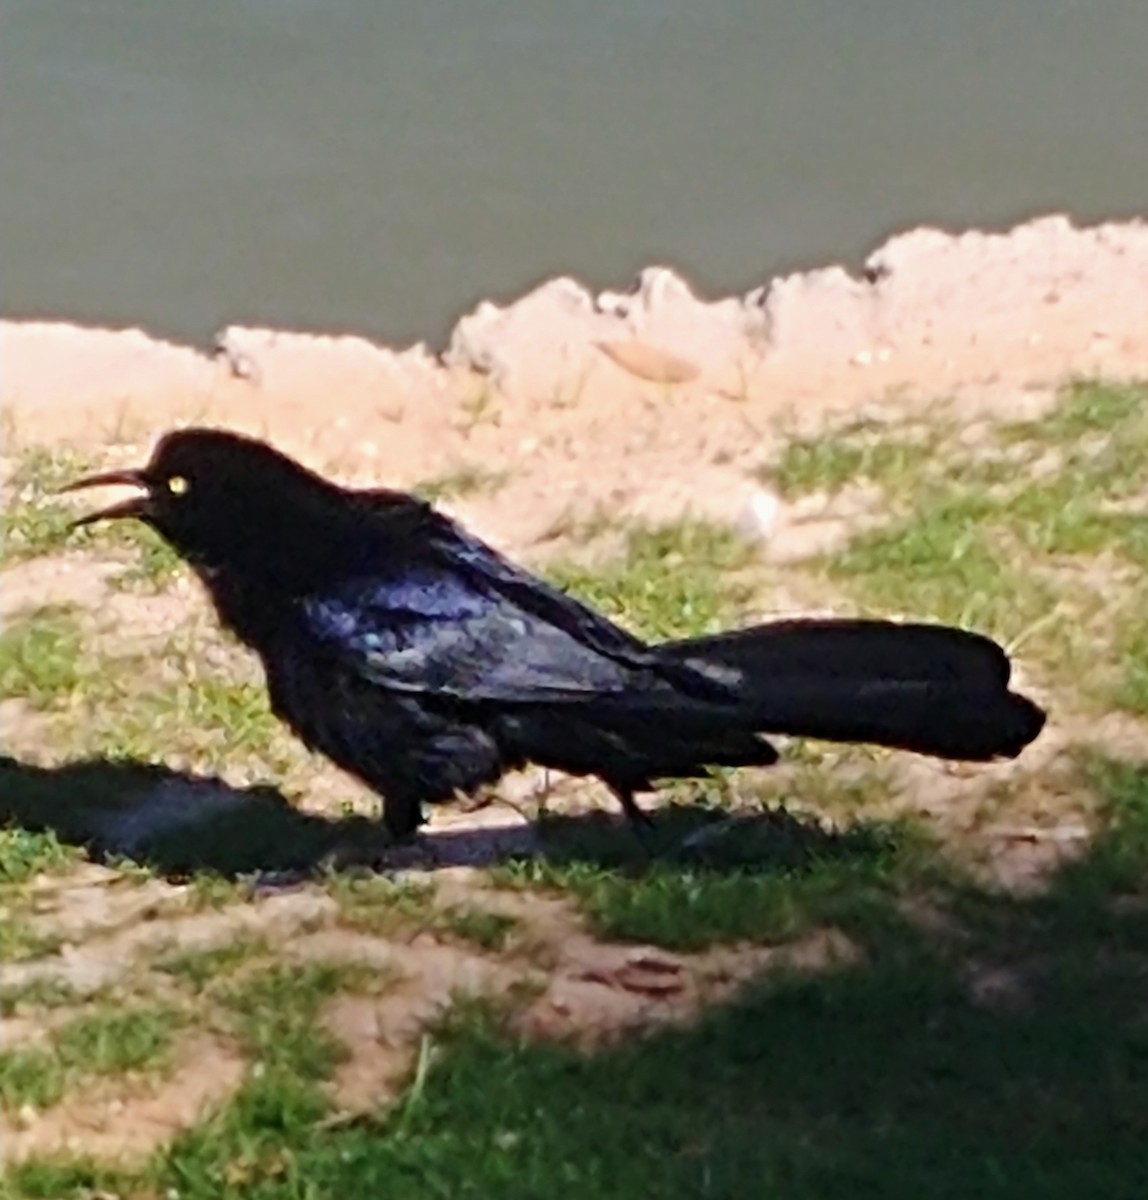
[248,867,316,894]
[609,784,656,855]
[534,768,554,820]
[614,786,653,828]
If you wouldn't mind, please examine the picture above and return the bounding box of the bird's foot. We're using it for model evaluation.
[608,784,658,856]
[246,867,317,894]
[307,822,429,874]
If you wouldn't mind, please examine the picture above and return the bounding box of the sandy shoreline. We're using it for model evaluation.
[3,212,1147,553]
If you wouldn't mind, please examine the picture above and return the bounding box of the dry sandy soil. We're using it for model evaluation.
[4,213,1147,551]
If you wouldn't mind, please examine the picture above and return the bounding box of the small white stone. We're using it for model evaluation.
[738,488,781,541]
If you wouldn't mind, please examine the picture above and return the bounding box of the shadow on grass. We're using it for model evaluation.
[0,754,893,884]
[6,753,1148,1198]
[0,753,372,879]
[352,860,1148,1200]
[14,759,1148,1200]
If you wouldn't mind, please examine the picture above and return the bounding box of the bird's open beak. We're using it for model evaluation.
[57,468,151,528]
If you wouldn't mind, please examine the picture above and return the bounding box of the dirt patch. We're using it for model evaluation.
[0,891,336,999]
[0,1032,246,1166]
[313,875,861,1115]
[517,926,859,1047]
[4,214,1147,564]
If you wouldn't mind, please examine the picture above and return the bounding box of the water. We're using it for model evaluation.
[2,0,1146,348]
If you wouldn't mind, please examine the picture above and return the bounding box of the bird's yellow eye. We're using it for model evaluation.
[166,474,190,496]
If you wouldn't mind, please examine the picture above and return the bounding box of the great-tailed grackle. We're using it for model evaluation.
[63,428,1047,839]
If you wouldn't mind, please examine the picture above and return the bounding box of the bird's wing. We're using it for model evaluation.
[304,489,742,704]
[297,565,646,702]
[360,490,658,661]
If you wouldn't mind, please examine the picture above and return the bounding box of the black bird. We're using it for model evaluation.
[63,429,1047,839]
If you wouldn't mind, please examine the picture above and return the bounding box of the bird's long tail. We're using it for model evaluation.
[658,618,1046,762]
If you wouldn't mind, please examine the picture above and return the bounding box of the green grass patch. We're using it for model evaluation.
[109,521,187,590]
[0,1004,182,1112]
[2,446,100,563]
[1056,752,1148,900]
[0,607,87,710]
[329,874,436,937]
[11,759,1148,1200]
[791,380,1148,689]
[435,904,520,952]
[18,885,1148,1200]
[0,826,79,885]
[765,419,940,499]
[0,921,64,965]
[84,668,283,765]
[0,977,78,1017]
[1000,377,1147,443]
[495,803,916,952]
[2,442,185,588]
[221,962,361,1080]
[185,872,256,909]
[413,464,511,503]
[156,936,272,990]
[329,875,520,951]
[47,635,297,782]
[548,518,758,640]
[1114,618,1148,717]
[0,825,76,961]
[826,492,1048,633]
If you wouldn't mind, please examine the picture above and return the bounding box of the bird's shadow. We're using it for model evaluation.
[0,753,890,883]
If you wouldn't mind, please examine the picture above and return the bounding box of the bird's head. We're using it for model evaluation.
[61,428,343,576]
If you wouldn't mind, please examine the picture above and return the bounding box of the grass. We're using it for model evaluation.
[329,875,522,952]
[12,627,295,779]
[756,380,1148,695]
[220,961,363,1077]
[0,827,80,964]
[0,977,78,1017]
[108,522,187,590]
[436,904,520,952]
[413,464,511,504]
[0,608,87,710]
[329,874,436,937]
[0,921,65,965]
[1116,621,1148,717]
[1,446,100,564]
[548,518,759,640]
[184,872,257,910]
[155,937,273,989]
[0,1004,182,1111]
[765,418,940,499]
[497,802,917,951]
[1057,751,1148,899]
[87,669,283,764]
[2,442,185,588]
[0,826,79,886]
